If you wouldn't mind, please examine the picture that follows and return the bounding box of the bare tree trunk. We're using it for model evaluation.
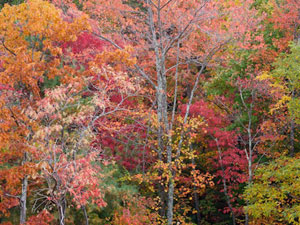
[58,199,66,225]
[245,127,253,225]
[167,173,174,225]
[20,152,28,224]
[82,205,89,225]
[93,1,224,223]
[20,176,28,224]
[239,88,255,225]
[146,0,174,222]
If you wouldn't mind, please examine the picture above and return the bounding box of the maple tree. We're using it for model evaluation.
[0,0,90,223]
[0,0,299,224]
[0,0,137,224]
[67,0,267,223]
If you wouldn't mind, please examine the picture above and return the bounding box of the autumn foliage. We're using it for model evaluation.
[0,0,299,224]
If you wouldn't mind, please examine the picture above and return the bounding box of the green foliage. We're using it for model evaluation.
[87,163,140,224]
[124,0,147,11]
[262,23,285,50]
[244,157,300,224]
[0,0,23,9]
[206,51,252,96]
[72,0,82,10]
[198,188,232,225]
[271,43,300,124]
[42,75,60,90]
[205,49,267,131]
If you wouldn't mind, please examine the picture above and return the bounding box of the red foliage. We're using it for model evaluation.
[26,210,54,225]
[180,100,248,215]
[62,32,105,54]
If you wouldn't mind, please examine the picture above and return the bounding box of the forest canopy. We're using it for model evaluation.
[0,0,299,224]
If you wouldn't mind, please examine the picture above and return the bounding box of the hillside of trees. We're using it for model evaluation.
[0,0,299,224]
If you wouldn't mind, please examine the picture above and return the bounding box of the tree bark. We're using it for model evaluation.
[20,176,28,224]
[82,205,89,225]
[167,177,174,225]
[58,199,66,225]
[20,152,28,224]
